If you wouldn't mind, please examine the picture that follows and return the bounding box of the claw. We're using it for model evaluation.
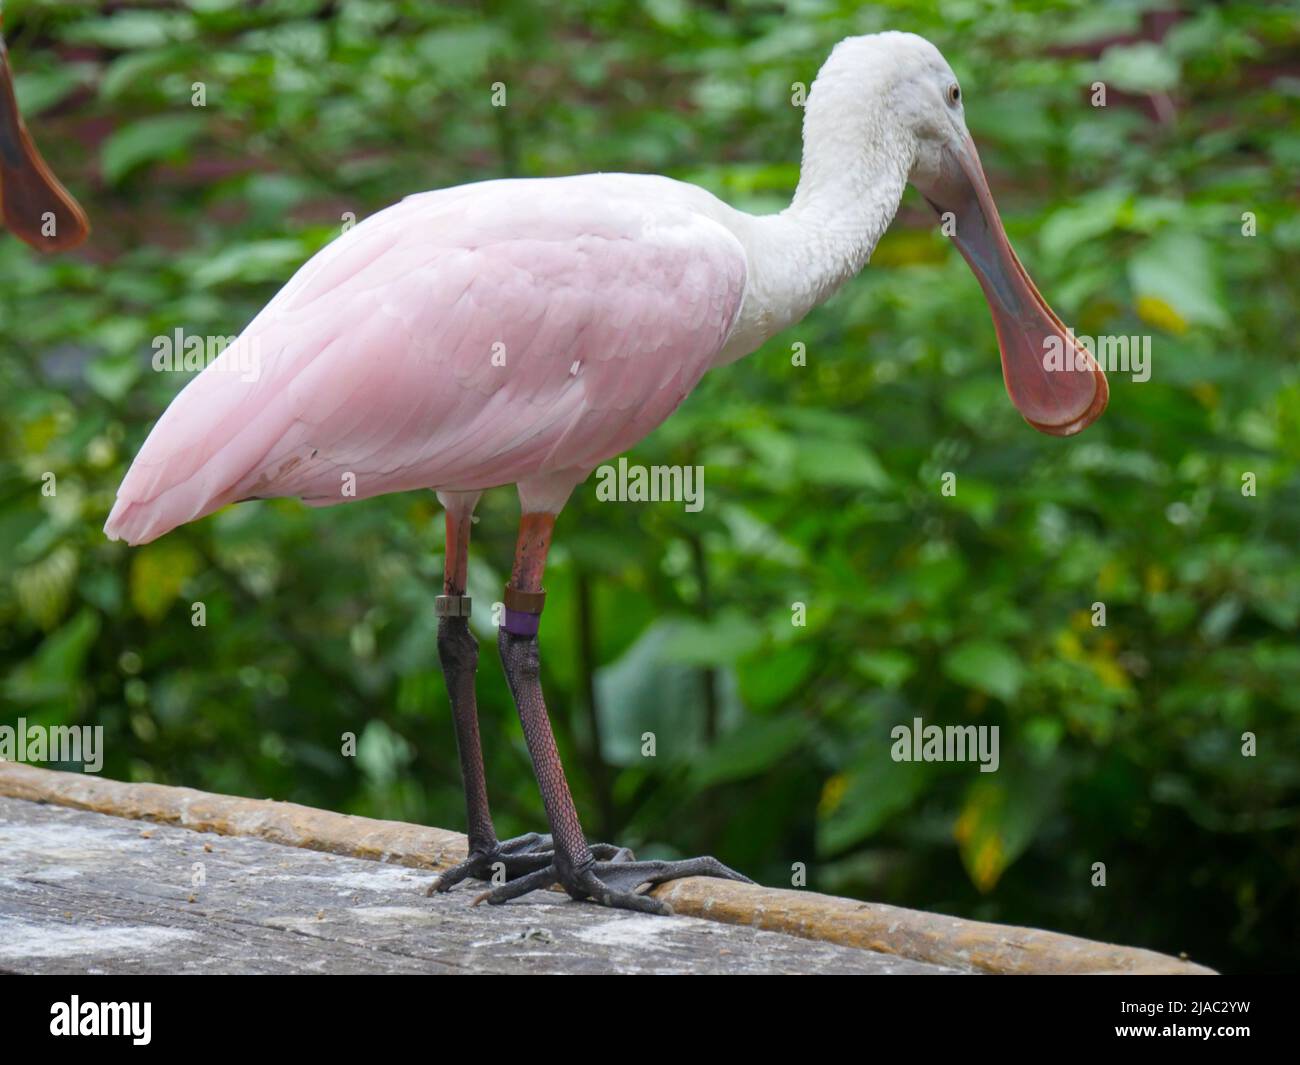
[428,832,555,895]
[471,853,752,915]
[429,832,633,895]
[586,856,753,896]
[475,865,558,906]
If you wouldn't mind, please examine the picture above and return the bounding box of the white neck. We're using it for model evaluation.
[716,49,917,364]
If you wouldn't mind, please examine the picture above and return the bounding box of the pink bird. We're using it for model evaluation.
[106,33,1106,914]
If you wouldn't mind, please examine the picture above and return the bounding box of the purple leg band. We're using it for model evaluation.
[503,607,541,637]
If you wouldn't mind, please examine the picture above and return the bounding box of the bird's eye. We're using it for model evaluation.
[947,83,961,106]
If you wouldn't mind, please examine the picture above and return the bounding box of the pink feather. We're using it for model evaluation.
[104,175,747,545]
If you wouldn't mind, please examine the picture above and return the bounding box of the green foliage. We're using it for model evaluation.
[1,0,1297,972]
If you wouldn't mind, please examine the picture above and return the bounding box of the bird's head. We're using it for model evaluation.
[819,33,1107,436]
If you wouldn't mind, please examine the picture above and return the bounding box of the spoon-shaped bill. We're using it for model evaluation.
[923,133,1106,437]
[0,30,90,252]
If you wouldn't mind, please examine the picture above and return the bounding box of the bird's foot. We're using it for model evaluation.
[471,853,754,916]
[428,832,627,894]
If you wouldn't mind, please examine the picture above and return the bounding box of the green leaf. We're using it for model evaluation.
[101,114,205,184]
[1038,190,1126,261]
[1128,230,1228,330]
[12,546,79,631]
[793,438,891,491]
[13,68,86,114]
[191,239,306,288]
[415,25,507,84]
[62,12,196,50]
[943,640,1024,702]
[739,644,816,709]
[955,774,1055,892]
[594,619,743,767]
[356,720,414,786]
[818,757,930,854]
[85,353,143,402]
[660,609,764,666]
[129,542,202,623]
[691,714,808,788]
[4,609,100,705]
[853,649,915,689]
[1097,42,1179,94]
[101,50,189,101]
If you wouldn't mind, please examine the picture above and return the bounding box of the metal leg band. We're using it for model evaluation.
[435,594,473,618]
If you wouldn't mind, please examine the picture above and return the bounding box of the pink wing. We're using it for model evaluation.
[104,175,747,545]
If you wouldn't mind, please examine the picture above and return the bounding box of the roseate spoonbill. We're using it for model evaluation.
[105,32,1107,915]
[0,22,89,250]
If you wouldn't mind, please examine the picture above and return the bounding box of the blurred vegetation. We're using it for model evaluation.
[2,0,1298,973]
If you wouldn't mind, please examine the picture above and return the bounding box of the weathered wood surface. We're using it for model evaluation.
[0,797,961,974]
[0,764,1215,974]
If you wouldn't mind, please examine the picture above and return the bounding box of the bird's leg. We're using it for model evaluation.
[428,497,557,893]
[480,512,753,916]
